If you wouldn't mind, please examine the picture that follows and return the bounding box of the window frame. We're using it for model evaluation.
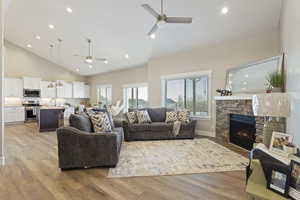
[161,71,212,119]
[96,84,112,107]
[123,83,148,112]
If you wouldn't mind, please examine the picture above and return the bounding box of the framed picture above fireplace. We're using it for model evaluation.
[225,55,283,94]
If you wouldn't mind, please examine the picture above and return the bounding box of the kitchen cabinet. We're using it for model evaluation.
[57,81,73,98]
[4,78,23,97]
[84,85,90,98]
[4,106,25,123]
[72,82,85,98]
[41,81,56,98]
[23,77,41,90]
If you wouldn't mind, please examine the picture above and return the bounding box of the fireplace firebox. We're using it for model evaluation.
[230,114,256,151]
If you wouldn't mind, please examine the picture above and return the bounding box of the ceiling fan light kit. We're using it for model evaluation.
[74,39,108,67]
[142,0,193,37]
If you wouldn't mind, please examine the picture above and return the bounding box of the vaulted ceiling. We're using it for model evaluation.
[5,0,282,75]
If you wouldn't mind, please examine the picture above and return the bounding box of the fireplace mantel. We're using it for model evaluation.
[214,95,253,101]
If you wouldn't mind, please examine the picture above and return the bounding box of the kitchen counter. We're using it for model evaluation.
[37,107,65,132]
[39,106,65,110]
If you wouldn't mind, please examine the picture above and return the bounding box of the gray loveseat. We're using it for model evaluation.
[123,108,196,141]
[57,114,123,170]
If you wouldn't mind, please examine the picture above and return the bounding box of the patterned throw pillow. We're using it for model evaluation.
[165,111,178,123]
[178,110,190,122]
[90,112,112,133]
[136,110,152,124]
[126,112,138,124]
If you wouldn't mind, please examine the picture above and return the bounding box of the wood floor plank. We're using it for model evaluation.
[0,123,249,200]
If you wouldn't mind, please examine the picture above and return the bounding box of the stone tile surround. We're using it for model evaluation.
[216,99,286,143]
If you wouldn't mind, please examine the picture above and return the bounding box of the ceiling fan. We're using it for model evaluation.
[142,0,193,38]
[74,39,108,65]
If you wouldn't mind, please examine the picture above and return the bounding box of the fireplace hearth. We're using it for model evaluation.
[230,114,256,151]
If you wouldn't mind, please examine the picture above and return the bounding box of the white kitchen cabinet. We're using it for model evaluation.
[4,78,23,97]
[84,85,90,99]
[56,81,73,98]
[23,77,41,90]
[41,81,56,98]
[73,82,85,98]
[4,106,25,123]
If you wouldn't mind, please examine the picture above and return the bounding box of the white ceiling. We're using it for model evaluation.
[5,0,282,76]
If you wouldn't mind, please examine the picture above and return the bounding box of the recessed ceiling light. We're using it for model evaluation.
[27,44,32,48]
[104,60,108,64]
[66,7,73,13]
[125,54,129,59]
[88,65,93,69]
[35,35,41,40]
[150,33,156,39]
[48,24,55,29]
[76,68,79,72]
[221,7,229,15]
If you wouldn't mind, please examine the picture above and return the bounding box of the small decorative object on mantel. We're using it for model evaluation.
[216,89,232,96]
[266,72,284,93]
[270,132,294,157]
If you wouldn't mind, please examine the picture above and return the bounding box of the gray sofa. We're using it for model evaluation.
[123,108,196,141]
[57,114,123,170]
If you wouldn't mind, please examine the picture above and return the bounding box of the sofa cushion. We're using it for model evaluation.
[126,112,138,124]
[166,111,178,123]
[69,114,93,132]
[128,122,173,132]
[136,110,152,124]
[147,108,166,122]
[178,110,190,122]
[89,112,113,132]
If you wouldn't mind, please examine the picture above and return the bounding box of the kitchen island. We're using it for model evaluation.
[37,107,65,132]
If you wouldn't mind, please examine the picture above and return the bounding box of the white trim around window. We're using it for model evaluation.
[161,70,212,119]
[122,82,148,88]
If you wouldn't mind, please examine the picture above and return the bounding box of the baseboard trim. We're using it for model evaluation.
[195,130,216,138]
[0,156,5,166]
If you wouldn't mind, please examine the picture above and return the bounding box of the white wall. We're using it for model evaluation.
[88,65,148,104]
[4,41,86,82]
[148,31,280,133]
[0,0,5,165]
[281,0,300,146]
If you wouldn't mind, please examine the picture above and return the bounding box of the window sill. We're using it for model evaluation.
[190,116,211,120]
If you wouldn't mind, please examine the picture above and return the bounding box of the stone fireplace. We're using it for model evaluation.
[215,96,286,148]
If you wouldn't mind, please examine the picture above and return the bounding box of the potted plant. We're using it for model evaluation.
[267,72,284,93]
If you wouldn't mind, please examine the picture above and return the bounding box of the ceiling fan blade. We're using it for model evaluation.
[142,4,160,19]
[147,23,159,36]
[166,17,193,24]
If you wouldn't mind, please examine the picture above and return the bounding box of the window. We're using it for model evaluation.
[162,71,211,118]
[123,84,148,111]
[97,85,112,108]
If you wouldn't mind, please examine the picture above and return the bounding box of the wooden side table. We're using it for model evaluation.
[246,159,289,200]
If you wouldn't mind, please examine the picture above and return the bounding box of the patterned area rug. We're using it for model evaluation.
[108,139,249,178]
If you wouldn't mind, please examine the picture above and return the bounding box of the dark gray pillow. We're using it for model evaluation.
[69,114,93,133]
[147,108,167,122]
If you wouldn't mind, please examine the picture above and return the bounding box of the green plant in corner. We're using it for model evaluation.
[267,72,284,92]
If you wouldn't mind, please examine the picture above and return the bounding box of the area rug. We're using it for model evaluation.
[108,139,249,178]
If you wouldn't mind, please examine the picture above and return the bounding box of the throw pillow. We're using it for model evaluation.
[90,112,112,133]
[166,111,178,123]
[126,112,138,124]
[136,110,152,124]
[178,110,190,122]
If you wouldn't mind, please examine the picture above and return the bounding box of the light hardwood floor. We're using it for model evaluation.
[0,123,249,200]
